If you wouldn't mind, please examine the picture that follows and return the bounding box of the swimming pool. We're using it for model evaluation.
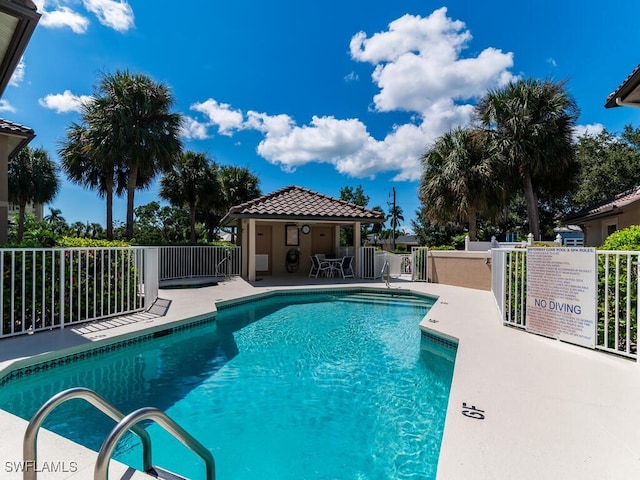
[0,290,456,479]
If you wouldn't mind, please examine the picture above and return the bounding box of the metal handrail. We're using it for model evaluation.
[23,387,152,480]
[95,406,215,480]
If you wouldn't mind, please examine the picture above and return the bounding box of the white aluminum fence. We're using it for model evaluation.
[358,247,415,279]
[411,246,429,282]
[158,246,241,281]
[0,247,157,339]
[492,248,639,361]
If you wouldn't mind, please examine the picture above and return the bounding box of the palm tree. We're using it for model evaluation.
[219,165,261,209]
[420,127,502,241]
[159,151,214,243]
[214,165,261,242]
[59,122,125,240]
[8,146,60,242]
[386,205,404,249]
[476,78,579,240]
[90,71,183,240]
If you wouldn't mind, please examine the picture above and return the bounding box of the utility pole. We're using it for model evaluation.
[391,187,396,251]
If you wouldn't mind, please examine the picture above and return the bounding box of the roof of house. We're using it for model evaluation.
[568,186,640,223]
[0,1,40,98]
[605,64,640,108]
[221,185,386,224]
[0,118,35,158]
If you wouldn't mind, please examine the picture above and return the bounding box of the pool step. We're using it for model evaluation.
[338,293,433,309]
[147,465,190,480]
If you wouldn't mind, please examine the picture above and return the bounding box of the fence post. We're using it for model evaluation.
[555,234,562,245]
[465,235,470,251]
[527,233,534,246]
[59,249,65,329]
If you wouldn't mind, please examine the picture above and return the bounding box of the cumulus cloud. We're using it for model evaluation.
[39,90,92,113]
[351,8,515,114]
[573,123,605,141]
[186,7,516,181]
[190,99,245,136]
[8,58,25,87]
[38,4,90,33]
[83,0,134,32]
[180,117,210,141]
[34,0,133,33]
[0,99,16,114]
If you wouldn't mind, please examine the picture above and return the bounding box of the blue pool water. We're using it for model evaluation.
[0,291,456,479]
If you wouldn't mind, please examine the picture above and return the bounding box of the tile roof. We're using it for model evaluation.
[223,185,386,223]
[0,117,35,158]
[568,185,640,223]
[605,64,640,108]
[0,118,34,136]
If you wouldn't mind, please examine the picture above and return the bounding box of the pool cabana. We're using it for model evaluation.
[220,185,386,281]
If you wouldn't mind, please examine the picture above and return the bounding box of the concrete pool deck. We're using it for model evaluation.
[1,276,639,479]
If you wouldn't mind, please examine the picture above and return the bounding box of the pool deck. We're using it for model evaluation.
[1,275,640,479]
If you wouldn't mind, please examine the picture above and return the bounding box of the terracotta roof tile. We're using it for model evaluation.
[225,185,386,222]
[605,64,640,108]
[0,118,34,136]
[569,186,640,222]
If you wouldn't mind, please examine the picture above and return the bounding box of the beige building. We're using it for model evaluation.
[221,185,385,281]
[569,186,640,246]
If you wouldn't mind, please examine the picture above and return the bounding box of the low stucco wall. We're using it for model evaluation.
[428,250,492,290]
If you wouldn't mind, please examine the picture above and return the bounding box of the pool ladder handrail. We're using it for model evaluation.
[23,387,215,480]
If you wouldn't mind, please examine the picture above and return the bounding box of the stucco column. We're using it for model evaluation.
[0,136,8,245]
[353,221,361,277]
[248,218,256,282]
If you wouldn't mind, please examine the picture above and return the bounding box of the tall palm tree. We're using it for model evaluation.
[159,151,214,243]
[386,205,405,249]
[59,122,125,240]
[476,78,579,240]
[8,146,60,242]
[90,71,183,240]
[215,165,261,242]
[420,127,502,241]
[219,165,261,209]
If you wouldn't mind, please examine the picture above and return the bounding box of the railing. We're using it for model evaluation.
[96,406,215,480]
[492,247,639,361]
[23,387,153,480]
[1,247,157,340]
[158,246,241,281]
[23,387,215,480]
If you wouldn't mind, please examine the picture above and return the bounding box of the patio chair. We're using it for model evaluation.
[338,256,354,278]
[309,255,331,278]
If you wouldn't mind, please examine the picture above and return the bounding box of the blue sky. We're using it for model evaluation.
[5,0,640,231]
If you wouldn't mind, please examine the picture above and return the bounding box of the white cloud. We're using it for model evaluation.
[34,1,133,33]
[83,0,134,32]
[180,117,210,140]
[186,8,516,181]
[0,99,16,114]
[351,8,515,114]
[344,71,359,82]
[39,90,92,113]
[39,5,90,34]
[573,123,605,141]
[190,99,245,136]
[8,58,25,87]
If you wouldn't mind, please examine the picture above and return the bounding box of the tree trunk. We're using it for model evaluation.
[126,165,138,241]
[522,171,541,240]
[106,179,114,241]
[17,201,26,242]
[467,204,477,241]
[189,201,196,243]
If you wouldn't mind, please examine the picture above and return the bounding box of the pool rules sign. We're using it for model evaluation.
[525,247,597,348]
